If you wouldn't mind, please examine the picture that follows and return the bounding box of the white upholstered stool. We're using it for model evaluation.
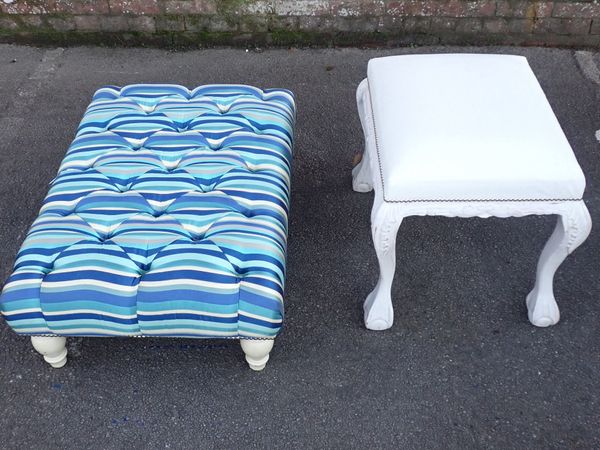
[352,54,591,330]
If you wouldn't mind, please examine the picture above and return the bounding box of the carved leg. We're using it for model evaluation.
[526,201,592,327]
[240,339,274,371]
[352,78,374,193]
[364,205,402,330]
[31,336,68,368]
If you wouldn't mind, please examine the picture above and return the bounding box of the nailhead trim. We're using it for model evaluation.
[27,334,273,341]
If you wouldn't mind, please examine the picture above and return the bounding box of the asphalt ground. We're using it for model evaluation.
[0,44,599,449]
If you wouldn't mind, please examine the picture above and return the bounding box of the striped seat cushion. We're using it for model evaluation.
[0,84,295,339]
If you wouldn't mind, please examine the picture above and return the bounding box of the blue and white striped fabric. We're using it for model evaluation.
[0,84,295,339]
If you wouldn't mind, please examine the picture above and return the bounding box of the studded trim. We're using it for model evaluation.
[24,333,274,341]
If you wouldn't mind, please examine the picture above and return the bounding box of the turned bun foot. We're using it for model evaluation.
[240,339,274,371]
[31,336,68,368]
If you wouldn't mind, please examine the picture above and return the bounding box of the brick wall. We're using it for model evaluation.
[0,0,598,47]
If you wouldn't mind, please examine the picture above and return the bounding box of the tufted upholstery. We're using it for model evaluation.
[0,84,295,339]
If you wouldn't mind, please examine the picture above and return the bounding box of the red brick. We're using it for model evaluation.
[2,1,110,15]
[534,17,592,34]
[386,1,431,16]
[552,2,600,18]
[235,1,273,15]
[2,1,53,14]
[457,0,496,17]
[331,0,385,17]
[53,1,110,14]
[536,2,554,17]
[274,0,330,16]
[164,0,217,15]
[386,0,495,17]
[109,0,160,15]
[496,1,553,18]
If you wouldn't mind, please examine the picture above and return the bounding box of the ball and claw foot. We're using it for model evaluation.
[31,336,68,368]
[526,289,560,327]
[525,203,591,328]
[364,288,394,331]
[240,339,274,371]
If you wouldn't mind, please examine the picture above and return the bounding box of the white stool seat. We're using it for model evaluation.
[367,54,585,202]
[353,53,591,331]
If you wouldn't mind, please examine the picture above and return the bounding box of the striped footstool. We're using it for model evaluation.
[0,84,295,371]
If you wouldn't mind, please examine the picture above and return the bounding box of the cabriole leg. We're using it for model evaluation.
[31,336,68,368]
[352,78,375,193]
[526,201,592,327]
[240,339,274,371]
[364,205,402,331]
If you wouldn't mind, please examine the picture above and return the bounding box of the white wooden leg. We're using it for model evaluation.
[31,336,68,368]
[240,339,274,371]
[352,78,374,193]
[364,205,402,330]
[526,201,592,327]
[352,150,373,193]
